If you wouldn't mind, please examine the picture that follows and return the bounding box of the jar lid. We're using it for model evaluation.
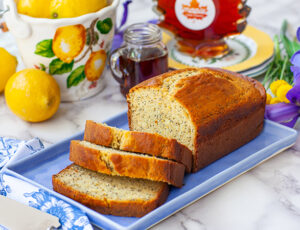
[124,23,162,45]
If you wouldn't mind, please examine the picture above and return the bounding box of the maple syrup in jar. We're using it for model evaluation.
[110,23,168,96]
[155,0,251,58]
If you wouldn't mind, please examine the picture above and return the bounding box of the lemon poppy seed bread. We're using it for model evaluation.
[52,164,169,217]
[127,68,266,172]
[69,140,185,187]
[84,120,192,172]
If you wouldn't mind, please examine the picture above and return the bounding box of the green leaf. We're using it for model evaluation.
[291,40,300,54]
[280,20,296,58]
[263,20,299,89]
[274,35,281,62]
[67,65,85,88]
[35,39,55,58]
[86,30,99,45]
[96,18,113,34]
[49,58,74,75]
[40,63,46,71]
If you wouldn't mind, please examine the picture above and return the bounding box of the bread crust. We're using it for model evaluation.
[84,120,113,146]
[84,120,192,172]
[69,140,185,187]
[52,164,169,217]
[127,68,266,172]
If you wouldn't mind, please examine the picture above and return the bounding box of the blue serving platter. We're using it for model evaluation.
[4,111,298,230]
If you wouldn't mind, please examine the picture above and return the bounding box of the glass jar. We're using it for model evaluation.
[109,23,168,97]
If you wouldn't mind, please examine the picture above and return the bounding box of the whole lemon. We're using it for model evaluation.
[50,0,107,19]
[5,69,60,122]
[17,0,51,18]
[0,47,17,93]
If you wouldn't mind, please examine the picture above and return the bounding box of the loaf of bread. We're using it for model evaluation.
[52,164,169,217]
[84,120,193,172]
[69,140,185,187]
[127,68,266,172]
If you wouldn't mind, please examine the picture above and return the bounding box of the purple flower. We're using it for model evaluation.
[265,26,300,128]
[111,33,123,51]
[291,50,300,67]
[265,103,300,128]
[111,0,132,51]
[119,0,132,29]
[286,83,300,104]
[291,66,300,83]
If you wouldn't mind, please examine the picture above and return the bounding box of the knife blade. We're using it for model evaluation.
[0,195,61,230]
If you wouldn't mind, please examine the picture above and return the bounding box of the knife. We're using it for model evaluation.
[0,195,61,230]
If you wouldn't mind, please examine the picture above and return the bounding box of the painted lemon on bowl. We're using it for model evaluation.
[5,69,60,122]
[33,17,113,92]
[52,24,86,63]
[85,50,107,81]
[0,47,18,93]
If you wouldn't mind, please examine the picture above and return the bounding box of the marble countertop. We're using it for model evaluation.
[1,0,300,229]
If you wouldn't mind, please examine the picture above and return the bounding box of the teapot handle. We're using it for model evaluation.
[2,0,32,39]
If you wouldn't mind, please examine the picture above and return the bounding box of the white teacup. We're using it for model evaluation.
[2,0,119,102]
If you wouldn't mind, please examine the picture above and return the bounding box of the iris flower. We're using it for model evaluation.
[111,0,132,51]
[265,27,300,127]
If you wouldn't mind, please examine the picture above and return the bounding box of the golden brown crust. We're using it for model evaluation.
[69,140,185,187]
[194,106,265,170]
[84,120,192,172]
[128,68,199,89]
[84,120,113,147]
[127,67,266,172]
[52,164,169,217]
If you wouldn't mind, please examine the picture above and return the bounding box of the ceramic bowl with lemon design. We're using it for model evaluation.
[3,0,119,101]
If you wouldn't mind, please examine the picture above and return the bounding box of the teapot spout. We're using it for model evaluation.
[2,0,31,39]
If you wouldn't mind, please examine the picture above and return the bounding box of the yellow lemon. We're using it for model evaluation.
[50,0,107,19]
[270,97,282,104]
[270,80,289,96]
[266,93,272,104]
[17,0,51,18]
[277,84,292,103]
[85,50,107,81]
[52,24,86,63]
[0,47,17,93]
[5,69,60,122]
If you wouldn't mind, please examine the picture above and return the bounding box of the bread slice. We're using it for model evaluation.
[52,164,169,217]
[69,140,185,187]
[127,67,266,172]
[84,120,192,172]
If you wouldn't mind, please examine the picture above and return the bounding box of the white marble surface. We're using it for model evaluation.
[1,0,300,229]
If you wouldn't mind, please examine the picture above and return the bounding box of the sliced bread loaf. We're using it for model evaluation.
[84,120,192,172]
[69,140,185,187]
[52,164,169,217]
[127,67,266,172]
